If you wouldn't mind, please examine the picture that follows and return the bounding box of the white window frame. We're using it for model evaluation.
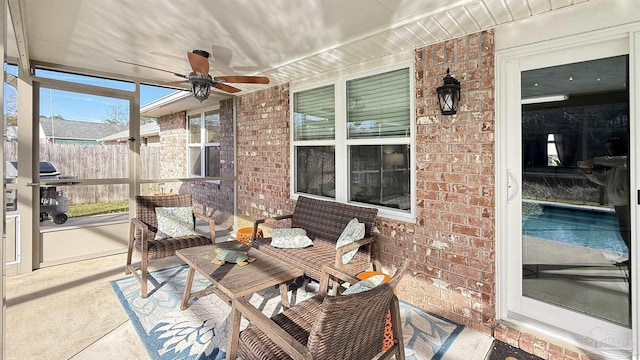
[187,107,221,180]
[290,61,416,223]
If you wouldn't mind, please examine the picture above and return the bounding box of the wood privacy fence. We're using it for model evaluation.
[5,142,162,205]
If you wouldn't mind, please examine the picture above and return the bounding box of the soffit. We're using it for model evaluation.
[6,0,592,111]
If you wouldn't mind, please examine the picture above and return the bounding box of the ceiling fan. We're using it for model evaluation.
[117,50,269,102]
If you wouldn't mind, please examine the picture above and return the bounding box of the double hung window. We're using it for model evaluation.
[187,109,220,178]
[292,66,414,219]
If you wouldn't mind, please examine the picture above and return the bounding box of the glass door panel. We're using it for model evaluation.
[4,63,19,268]
[520,55,631,327]
[139,84,186,195]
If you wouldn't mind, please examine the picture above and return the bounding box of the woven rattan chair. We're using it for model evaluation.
[125,194,215,297]
[227,262,408,360]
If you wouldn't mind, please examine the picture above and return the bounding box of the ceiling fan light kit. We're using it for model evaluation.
[191,76,212,102]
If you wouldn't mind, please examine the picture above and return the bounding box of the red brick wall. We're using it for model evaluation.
[158,106,235,228]
[233,32,496,334]
[235,84,294,229]
[493,324,610,360]
[395,29,496,333]
[158,111,188,180]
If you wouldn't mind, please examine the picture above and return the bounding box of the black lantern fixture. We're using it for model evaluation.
[436,68,461,115]
[190,76,212,102]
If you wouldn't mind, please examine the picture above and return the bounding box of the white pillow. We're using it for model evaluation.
[270,228,313,248]
[154,207,197,240]
[336,218,366,264]
[342,275,386,295]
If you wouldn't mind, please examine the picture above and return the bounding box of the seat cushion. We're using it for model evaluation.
[134,234,212,260]
[253,237,371,282]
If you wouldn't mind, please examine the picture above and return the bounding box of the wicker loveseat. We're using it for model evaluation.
[251,196,379,282]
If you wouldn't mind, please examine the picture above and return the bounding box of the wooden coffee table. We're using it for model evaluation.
[175,242,304,310]
[176,242,304,360]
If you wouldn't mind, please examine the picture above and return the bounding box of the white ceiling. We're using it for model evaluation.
[7,0,593,109]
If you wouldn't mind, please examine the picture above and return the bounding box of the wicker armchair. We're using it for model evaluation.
[227,262,408,360]
[125,194,215,297]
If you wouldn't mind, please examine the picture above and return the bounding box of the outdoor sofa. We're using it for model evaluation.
[251,196,379,282]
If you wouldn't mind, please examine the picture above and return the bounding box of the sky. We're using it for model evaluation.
[4,64,183,123]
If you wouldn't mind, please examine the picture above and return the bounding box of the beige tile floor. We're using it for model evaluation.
[4,250,494,360]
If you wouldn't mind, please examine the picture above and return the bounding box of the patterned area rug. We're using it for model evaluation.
[111,265,463,360]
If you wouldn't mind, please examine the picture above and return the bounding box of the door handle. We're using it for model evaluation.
[507,170,519,201]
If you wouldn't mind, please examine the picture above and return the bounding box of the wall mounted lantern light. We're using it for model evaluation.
[436,68,461,115]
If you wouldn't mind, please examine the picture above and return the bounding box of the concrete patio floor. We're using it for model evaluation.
[4,247,494,359]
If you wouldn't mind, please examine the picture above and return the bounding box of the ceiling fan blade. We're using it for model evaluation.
[213,82,241,93]
[116,59,187,78]
[213,76,269,84]
[187,52,210,75]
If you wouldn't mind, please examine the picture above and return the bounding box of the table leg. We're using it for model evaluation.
[279,282,291,309]
[226,302,242,360]
[180,267,196,310]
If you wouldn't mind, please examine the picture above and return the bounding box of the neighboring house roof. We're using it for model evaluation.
[39,117,125,141]
[140,90,216,118]
[99,121,160,142]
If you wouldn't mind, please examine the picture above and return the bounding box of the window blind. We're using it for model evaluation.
[293,85,335,141]
[347,68,410,138]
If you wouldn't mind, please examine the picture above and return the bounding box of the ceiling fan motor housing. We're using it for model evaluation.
[192,50,210,58]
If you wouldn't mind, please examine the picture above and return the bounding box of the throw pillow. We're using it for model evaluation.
[154,207,197,240]
[270,228,313,248]
[342,274,386,295]
[335,217,366,264]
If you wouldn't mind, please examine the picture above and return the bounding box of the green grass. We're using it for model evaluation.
[66,199,129,218]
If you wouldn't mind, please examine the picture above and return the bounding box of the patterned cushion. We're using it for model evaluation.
[342,274,386,295]
[154,207,197,240]
[270,228,313,248]
[335,218,365,264]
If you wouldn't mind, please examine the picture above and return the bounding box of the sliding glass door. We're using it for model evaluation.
[499,33,634,357]
[521,55,630,327]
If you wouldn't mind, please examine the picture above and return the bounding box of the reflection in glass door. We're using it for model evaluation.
[520,55,631,327]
